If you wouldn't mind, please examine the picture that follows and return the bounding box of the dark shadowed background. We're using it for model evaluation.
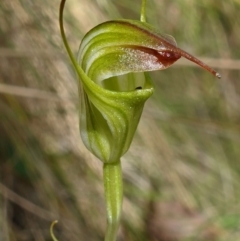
[0,0,240,240]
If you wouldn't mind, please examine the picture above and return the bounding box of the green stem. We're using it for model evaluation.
[140,0,147,22]
[103,161,123,241]
[59,0,83,79]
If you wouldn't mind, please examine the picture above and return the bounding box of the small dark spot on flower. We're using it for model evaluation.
[135,86,142,90]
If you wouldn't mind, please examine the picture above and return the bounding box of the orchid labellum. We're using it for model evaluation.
[55,0,221,240]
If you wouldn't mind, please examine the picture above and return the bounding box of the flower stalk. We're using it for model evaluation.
[140,0,147,22]
[103,161,122,241]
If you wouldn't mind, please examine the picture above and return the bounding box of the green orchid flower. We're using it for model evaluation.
[57,0,221,240]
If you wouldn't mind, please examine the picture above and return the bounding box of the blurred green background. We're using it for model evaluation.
[0,0,240,240]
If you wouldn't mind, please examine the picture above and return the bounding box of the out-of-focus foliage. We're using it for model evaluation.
[0,0,240,241]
